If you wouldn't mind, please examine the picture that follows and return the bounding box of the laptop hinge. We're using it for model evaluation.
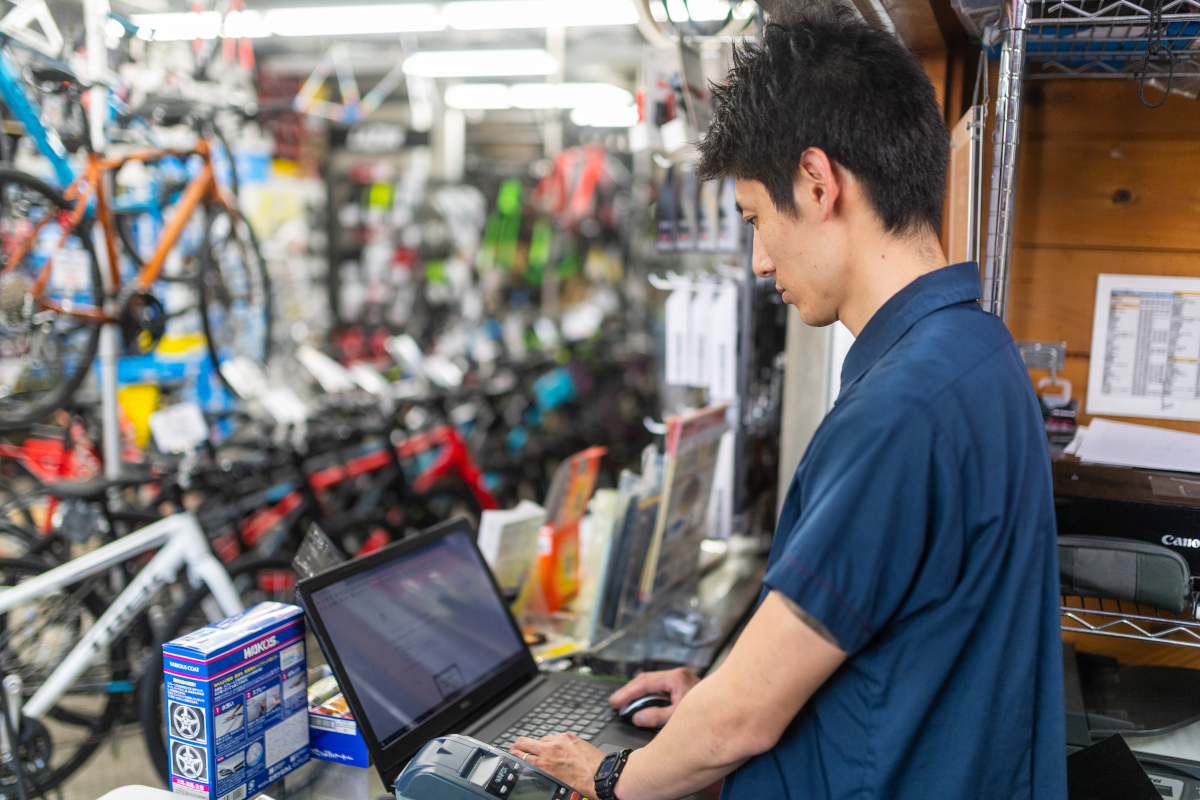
[458,671,546,734]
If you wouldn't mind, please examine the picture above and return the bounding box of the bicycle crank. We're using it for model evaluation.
[119,291,166,355]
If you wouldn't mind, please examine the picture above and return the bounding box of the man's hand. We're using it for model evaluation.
[607,668,700,728]
[509,734,606,795]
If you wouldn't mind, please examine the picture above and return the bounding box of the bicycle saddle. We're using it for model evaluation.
[131,96,198,127]
[45,471,156,502]
[30,65,81,87]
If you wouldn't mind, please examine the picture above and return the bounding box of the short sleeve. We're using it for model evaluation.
[764,398,945,656]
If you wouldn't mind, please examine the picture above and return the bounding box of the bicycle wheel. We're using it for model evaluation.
[0,169,102,431]
[138,554,297,785]
[0,557,128,797]
[197,205,271,392]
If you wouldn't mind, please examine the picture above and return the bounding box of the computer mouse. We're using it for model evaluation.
[617,692,673,726]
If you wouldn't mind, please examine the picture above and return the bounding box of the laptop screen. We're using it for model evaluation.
[308,529,526,747]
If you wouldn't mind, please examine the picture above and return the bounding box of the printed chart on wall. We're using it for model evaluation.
[1088,274,1200,421]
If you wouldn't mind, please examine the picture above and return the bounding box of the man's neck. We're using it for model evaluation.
[837,227,948,337]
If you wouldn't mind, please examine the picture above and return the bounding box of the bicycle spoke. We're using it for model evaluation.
[0,170,102,430]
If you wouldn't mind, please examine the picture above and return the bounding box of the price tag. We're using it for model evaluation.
[50,248,91,293]
[149,403,208,454]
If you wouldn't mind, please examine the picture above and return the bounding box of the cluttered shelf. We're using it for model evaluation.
[956,0,1200,79]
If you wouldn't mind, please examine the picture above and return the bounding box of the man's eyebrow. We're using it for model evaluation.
[735,202,744,214]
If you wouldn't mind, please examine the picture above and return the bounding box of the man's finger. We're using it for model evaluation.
[609,671,674,706]
[512,736,546,754]
[632,704,674,728]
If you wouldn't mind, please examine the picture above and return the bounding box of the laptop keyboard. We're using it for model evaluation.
[491,680,618,750]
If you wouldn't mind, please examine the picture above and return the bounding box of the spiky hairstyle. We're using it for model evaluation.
[696,4,949,236]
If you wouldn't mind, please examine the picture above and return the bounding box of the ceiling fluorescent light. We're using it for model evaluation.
[403,50,558,78]
[265,5,443,36]
[570,105,639,128]
[444,84,513,110]
[132,11,222,40]
[507,83,632,109]
[132,4,442,40]
[134,0,639,41]
[653,0,733,22]
[443,0,638,30]
[446,83,632,110]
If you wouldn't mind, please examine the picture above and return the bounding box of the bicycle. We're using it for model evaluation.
[0,31,269,429]
[0,512,245,795]
[0,131,270,430]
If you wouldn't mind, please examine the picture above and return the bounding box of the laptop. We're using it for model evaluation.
[296,517,655,789]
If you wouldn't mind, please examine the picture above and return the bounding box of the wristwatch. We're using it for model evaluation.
[593,748,633,800]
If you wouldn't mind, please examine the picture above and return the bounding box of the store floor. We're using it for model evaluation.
[59,723,165,799]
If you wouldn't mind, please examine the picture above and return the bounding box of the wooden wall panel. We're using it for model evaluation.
[1002,80,1200,667]
[1022,80,1200,139]
[1013,140,1200,250]
[1004,79,1200,439]
[1007,246,1200,350]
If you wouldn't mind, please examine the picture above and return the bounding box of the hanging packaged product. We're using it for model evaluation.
[697,179,719,251]
[656,166,677,251]
[718,176,741,252]
[676,164,698,250]
[664,288,693,386]
[162,603,310,800]
[708,284,739,402]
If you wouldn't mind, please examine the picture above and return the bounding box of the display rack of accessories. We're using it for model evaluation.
[322,132,660,507]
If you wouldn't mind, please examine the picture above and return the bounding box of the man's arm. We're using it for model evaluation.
[511,590,845,800]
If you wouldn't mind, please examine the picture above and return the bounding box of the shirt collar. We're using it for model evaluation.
[838,262,982,400]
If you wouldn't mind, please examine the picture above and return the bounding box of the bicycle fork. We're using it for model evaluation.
[0,513,243,720]
[0,675,20,765]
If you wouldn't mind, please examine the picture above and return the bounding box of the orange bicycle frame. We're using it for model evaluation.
[4,137,239,325]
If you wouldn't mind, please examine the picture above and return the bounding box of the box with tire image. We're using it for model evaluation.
[163,602,310,799]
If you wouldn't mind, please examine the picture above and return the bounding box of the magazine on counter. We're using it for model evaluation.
[636,404,728,608]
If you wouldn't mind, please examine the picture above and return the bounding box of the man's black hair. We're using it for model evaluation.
[696,3,949,236]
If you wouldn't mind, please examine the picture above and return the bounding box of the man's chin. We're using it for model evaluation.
[796,304,838,328]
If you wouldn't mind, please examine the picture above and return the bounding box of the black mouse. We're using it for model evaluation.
[617,692,673,726]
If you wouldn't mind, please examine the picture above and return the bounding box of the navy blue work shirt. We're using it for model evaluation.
[722,263,1066,800]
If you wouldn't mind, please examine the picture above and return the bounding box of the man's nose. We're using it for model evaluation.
[752,229,775,278]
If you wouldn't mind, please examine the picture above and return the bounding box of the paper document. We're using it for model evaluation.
[1087,274,1200,421]
[1075,418,1200,473]
[476,501,545,594]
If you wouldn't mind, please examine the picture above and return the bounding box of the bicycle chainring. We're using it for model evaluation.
[119,291,166,355]
[0,715,54,799]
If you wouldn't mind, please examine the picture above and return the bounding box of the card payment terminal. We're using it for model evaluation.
[395,735,590,800]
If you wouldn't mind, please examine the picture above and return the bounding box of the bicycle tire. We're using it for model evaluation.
[197,204,272,394]
[0,556,129,797]
[0,169,102,431]
[138,554,297,785]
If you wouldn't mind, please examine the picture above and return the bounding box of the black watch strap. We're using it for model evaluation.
[593,748,634,800]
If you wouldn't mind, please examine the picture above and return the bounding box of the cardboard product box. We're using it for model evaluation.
[163,602,311,799]
[309,694,369,768]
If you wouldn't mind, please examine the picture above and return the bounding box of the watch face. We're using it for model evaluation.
[597,757,616,780]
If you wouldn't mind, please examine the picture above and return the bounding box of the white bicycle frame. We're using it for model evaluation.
[0,512,242,719]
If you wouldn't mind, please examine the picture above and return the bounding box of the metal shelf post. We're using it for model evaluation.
[983,0,1030,320]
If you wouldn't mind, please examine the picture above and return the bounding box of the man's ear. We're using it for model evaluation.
[794,147,840,222]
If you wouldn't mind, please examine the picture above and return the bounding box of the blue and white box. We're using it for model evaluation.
[163,602,311,799]
[309,698,370,769]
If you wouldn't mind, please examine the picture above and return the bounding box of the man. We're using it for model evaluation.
[509,5,1067,799]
